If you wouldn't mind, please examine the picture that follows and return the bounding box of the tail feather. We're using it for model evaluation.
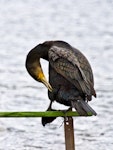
[71,100,97,116]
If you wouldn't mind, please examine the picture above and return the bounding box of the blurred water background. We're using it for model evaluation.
[0,0,113,149]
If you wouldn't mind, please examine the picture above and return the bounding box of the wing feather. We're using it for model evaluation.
[49,46,96,98]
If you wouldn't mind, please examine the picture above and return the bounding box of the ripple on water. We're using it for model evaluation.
[0,0,113,149]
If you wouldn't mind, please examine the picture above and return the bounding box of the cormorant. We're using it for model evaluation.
[25,40,97,126]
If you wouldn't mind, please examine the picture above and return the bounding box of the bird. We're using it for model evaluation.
[25,40,97,126]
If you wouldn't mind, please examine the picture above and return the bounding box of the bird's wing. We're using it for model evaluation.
[49,46,96,97]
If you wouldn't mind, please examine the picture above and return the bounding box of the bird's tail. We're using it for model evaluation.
[71,100,97,116]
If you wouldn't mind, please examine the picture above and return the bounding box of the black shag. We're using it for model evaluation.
[25,41,97,126]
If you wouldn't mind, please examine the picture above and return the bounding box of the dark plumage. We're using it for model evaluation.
[25,40,97,126]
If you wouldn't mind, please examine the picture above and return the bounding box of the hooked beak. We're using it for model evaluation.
[42,77,53,92]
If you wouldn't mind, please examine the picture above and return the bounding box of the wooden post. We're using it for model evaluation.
[64,116,75,150]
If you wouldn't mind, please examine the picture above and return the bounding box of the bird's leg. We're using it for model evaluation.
[47,100,58,111]
[42,101,57,126]
[47,100,53,111]
[60,107,72,122]
[60,107,72,124]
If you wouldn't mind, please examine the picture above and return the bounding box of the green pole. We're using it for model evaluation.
[0,111,93,117]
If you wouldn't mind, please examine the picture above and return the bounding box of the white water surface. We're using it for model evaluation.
[0,0,113,149]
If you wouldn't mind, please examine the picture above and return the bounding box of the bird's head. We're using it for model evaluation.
[25,43,53,92]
